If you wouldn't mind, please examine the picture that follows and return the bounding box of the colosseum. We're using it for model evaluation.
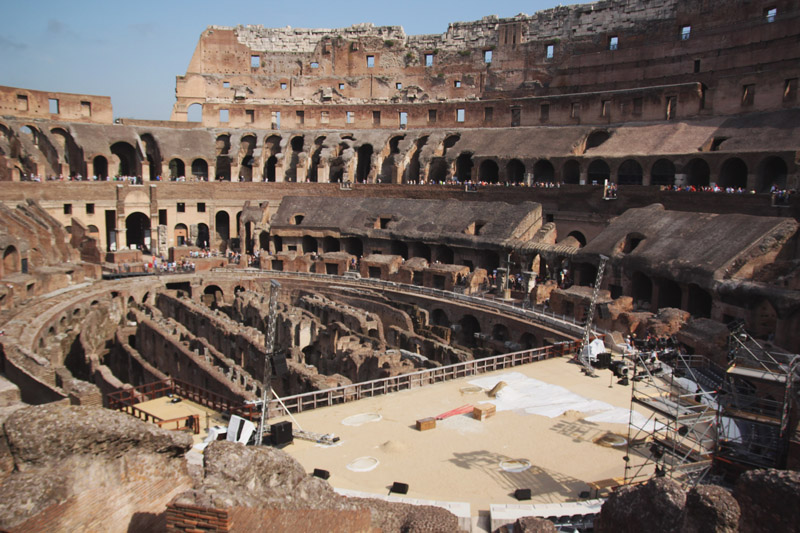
[0,0,799,531]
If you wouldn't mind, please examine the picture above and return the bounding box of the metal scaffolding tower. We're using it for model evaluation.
[255,279,281,446]
[716,323,798,470]
[624,340,720,486]
[578,255,609,377]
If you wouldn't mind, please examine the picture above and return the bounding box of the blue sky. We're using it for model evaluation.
[1,0,563,120]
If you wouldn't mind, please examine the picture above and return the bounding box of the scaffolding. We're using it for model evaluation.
[624,340,720,487]
[716,322,799,471]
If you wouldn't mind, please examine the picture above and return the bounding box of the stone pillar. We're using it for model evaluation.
[579,168,588,185]
[141,161,150,182]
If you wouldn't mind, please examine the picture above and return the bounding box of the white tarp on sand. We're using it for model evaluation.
[469,371,661,432]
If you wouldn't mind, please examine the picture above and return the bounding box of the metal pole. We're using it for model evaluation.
[256,280,280,446]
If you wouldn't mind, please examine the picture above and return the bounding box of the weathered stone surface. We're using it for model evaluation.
[595,477,686,533]
[3,404,191,469]
[515,515,559,532]
[734,468,800,533]
[682,484,740,533]
[0,404,193,532]
[175,440,459,532]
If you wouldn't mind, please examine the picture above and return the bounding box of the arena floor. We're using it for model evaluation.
[267,355,653,513]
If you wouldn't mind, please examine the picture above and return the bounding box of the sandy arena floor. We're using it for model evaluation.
[268,356,652,512]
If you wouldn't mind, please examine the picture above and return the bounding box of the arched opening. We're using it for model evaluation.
[110,141,139,179]
[187,103,203,122]
[3,246,19,275]
[356,144,373,183]
[520,332,538,350]
[651,159,675,186]
[585,130,611,151]
[478,159,499,183]
[431,309,449,327]
[342,237,363,257]
[196,223,209,248]
[631,271,653,307]
[308,136,325,183]
[322,236,340,253]
[685,158,710,188]
[238,134,257,181]
[574,263,597,287]
[687,284,712,318]
[169,158,185,179]
[587,159,610,184]
[246,230,262,253]
[140,133,162,181]
[492,323,510,342]
[203,285,223,308]
[442,134,460,155]
[507,159,526,184]
[244,222,254,254]
[437,246,454,264]
[563,159,581,185]
[409,242,431,261]
[532,159,555,183]
[215,134,231,181]
[428,158,449,182]
[455,152,474,181]
[757,156,788,192]
[93,155,108,180]
[719,158,748,189]
[617,159,643,185]
[215,211,230,250]
[390,240,408,259]
[566,231,587,247]
[125,212,150,251]
[457,315,481,347]
[191,159,208,181]
[403,136,427,183]
[656,278,682,309]
[291,136,304,152]
[265,156,277,182]
[174,224,188,246]
[302,235,318,254]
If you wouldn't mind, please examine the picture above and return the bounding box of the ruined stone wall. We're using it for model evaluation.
[0,85,113,124]
[171,0,800,128]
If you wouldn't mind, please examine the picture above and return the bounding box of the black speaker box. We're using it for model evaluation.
[390,482,409,494]
[313,468,330,480]
[270,421,293,446]
[515,488,532,500]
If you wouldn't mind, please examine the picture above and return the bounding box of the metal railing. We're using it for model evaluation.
[262,340,586,418]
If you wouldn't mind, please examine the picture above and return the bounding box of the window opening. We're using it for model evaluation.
[609,36,618,51]
[454,80,461,88]
[484,107,493,122]
[765,7,776,23]
[219,109,229,122]
[49,98,59,114]
[16,94,28,111]
[346,111,355,124]
[223,81,230,88]
[511,108,520,127]
[428,109,437,123]
[177,203,185,213]
[425,53,434,67]
[396,82,402,90]
[366,55,375,68]
[250,55,260,68]
[742,84,755,106]
[456,109,465,123]
[484,50,493,63]
[246,109,254,123]
[546,44,554,59]
[81,101,91,117]
[681,25,691,40]
[540,103,549,122]
[373,111,381,125]
[86,203,95,215]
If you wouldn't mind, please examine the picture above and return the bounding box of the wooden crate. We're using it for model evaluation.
[416,417,436,431]
[473,404,496,421]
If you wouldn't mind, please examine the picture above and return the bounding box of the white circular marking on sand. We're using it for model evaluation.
[347,456,379,472]
[500,459,532,473]
[342,413,382,426]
